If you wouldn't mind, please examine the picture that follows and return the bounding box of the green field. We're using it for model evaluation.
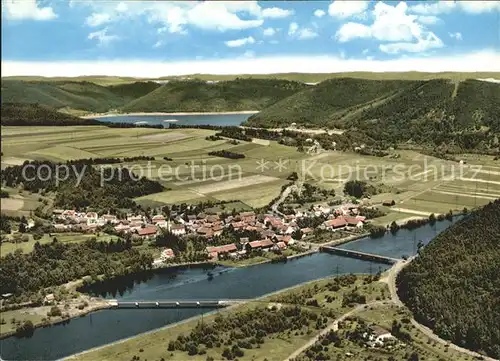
[1,233,120,256]
[2,126,498,218]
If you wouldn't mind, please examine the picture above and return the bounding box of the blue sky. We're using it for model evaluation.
[1,0,499,76]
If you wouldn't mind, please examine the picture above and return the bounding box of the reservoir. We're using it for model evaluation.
[96,113,252,127]
[0,217,460,360]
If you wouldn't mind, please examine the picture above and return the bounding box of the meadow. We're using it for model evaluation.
[2,125,499,222]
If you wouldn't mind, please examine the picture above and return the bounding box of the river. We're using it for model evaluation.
[96,113,251,127]
[0,217,460,360]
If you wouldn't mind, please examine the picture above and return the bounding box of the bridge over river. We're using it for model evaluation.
[320,246,401,265]
[106,299,248,309]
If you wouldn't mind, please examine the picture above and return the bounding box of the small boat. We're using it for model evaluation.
[163,119,179,123]
[134,121,149,125]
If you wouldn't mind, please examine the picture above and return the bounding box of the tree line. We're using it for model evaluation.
[397,200,500,359]
[0,237,153,301]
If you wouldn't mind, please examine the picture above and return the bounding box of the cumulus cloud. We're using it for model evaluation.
[87,28,119,46]
[2,0,57,21]
[335,2,444,54]
[4,51,500,77]
[74,1,266,35]
[262,7,294,18]
[225,36,256,48]
[297,28,319,40]
[328,1,369,18]
[409,1,500,15]
[85,13,112,27]
[314,9,326,18]
[288,22,299,36]
[449,32,463,41]
[263,28,276,37]
[417,15,441,25]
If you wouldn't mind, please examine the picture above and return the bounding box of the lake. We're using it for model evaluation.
[96,113,252,127]
[0,217,460,360]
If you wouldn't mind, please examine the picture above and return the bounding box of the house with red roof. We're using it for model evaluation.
[324,217,348,230]
[137,226,158,239]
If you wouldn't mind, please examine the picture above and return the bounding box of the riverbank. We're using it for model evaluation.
[0,295,110,339]
[83,110,259,119]
[66,273,388,361]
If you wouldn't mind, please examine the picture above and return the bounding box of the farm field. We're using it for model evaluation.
[0,233,120,256]
[1,126,498,218]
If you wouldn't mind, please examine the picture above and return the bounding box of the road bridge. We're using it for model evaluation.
[106,299,247,309]
[320,246,400,265]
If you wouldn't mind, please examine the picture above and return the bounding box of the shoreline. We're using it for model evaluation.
[83,110,259,119]
[0,233,369,340]
[64,272,378,360]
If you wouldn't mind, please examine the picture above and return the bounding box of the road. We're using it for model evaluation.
[387,259,499,361]
[286,258,499,361]
[284,301,390,361]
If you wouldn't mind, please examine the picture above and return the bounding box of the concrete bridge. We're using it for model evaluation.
[106,299,246,309]
[320,246,400,265]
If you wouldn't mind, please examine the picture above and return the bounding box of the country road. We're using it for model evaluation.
[285,259,499,361]
[284,301,390,361]
[387,259,499,361]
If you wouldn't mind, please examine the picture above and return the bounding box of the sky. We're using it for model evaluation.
[1,0,500,77]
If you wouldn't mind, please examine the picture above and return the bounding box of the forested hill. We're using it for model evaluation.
[397,200,500,359]
[247,78,500,151]
[1,80,161,113]
[1,78,306,114]
[121,78,308,113]
[244,78,417,127]
[0,103,102,126]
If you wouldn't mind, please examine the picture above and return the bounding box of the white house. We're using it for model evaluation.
[171,224,186,236]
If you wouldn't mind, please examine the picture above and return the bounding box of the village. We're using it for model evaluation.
[50,201,368,266]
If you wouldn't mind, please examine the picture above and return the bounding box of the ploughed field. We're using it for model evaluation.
[1,126,498,215]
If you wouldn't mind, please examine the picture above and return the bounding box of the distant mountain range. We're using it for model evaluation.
[2,74,499,152]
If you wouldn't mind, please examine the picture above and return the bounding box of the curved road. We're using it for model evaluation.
[284,301,391,361]
[285,259,499,361]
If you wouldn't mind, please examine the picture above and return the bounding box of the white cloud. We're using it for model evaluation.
[297,28,318,40]
[328,1,369,18]
[74,1,265,34]
[4,51,500,77]
[87,28,119,46]
[379,32,443,54]
[449,32,463,41]
[263,27,276,37]
[335,22,372,42]
[417,15,441,25]
[335,2,444,54]
[85,13,111,27]
[409,1,500,15]
[288,22,299,36]
[225,36,255,48]
[116,2,128,13]
[2,0,57,21]
[314,9,326,18]
[185,2,263,31]
[262,7,294,18]
[459,1,500,14]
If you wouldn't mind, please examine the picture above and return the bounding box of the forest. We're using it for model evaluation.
[247,78,500,153]
[0,238,153,300]
[122,78,308,113]
[1,160,164,211]
[397,200,500,359]
[0,103,102,126]
[208,150,246,159]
